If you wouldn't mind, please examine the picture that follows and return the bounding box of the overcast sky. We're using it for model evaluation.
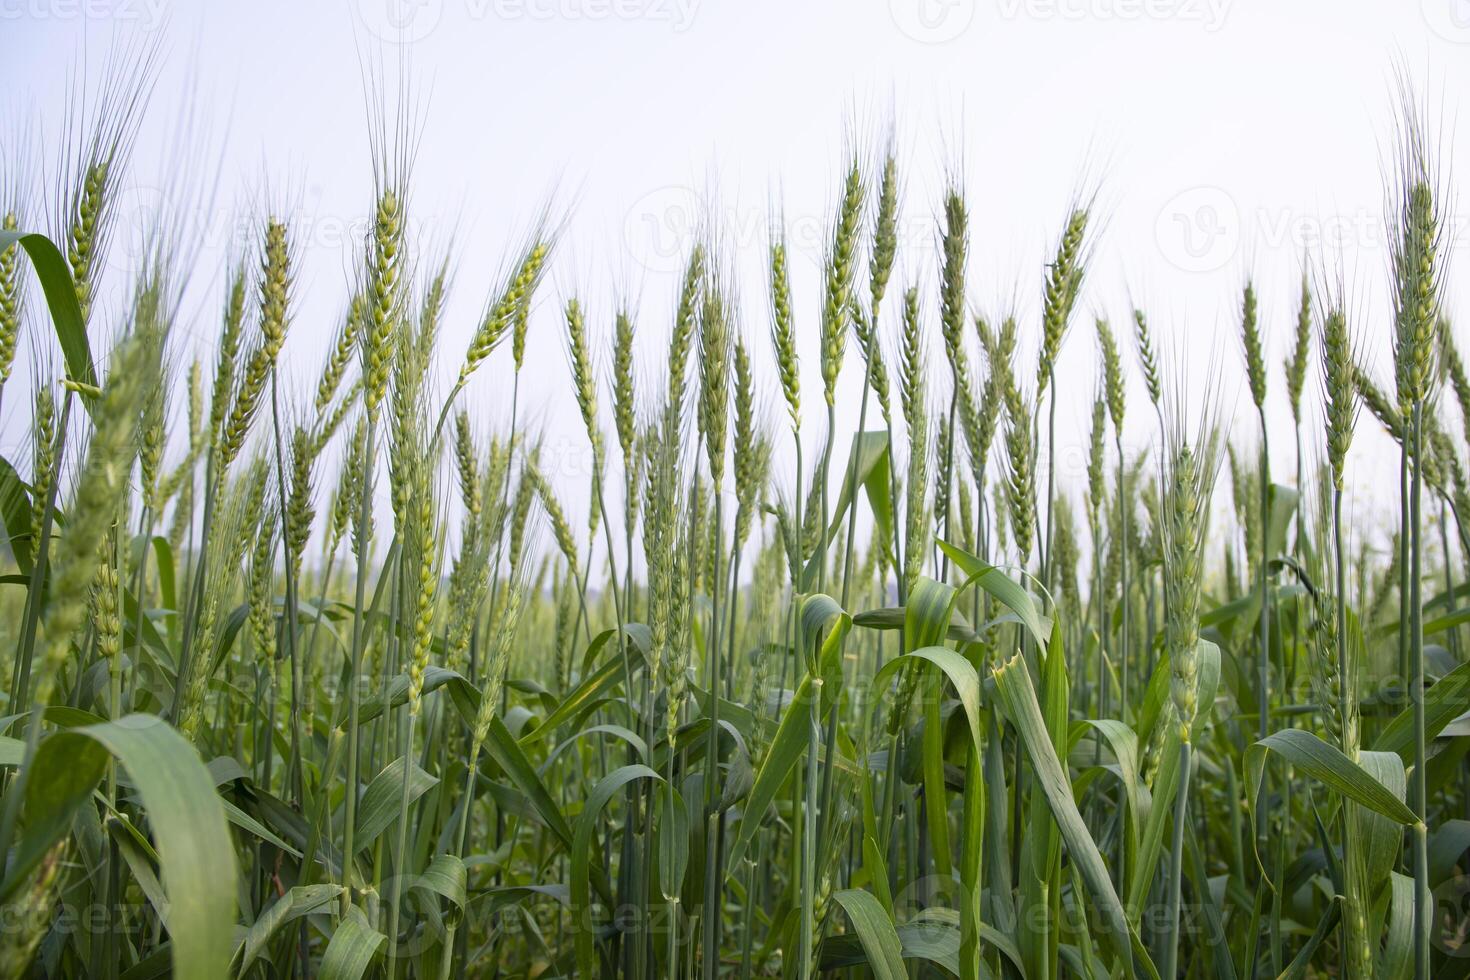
[4,0,1469,542]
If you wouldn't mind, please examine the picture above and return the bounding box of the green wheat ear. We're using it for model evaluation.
[939,187,970,396]
[666,243,705,426]
[0,842,65,977]
[1097,318,1125,431]
[613,309,637,464]
[32,333,156,710]
[821,159,864,406]
[363,188,404,421]
[29,385,56,546]
[1037,206,1088,394]
[1285,273,1312,424]
[464,237,550,384]
[316,295,363,414]
[1087,393,1107,523]
[769,237,799,430]
[1003,386,1035,564]
[1240,280,1266,411]
[1322,308,1356,491]
[208,265,247,449]
[0,210,21,392]
[702,289,733,493]
[1164,444,1205,734]
[66,161,110,324]
[1133,308,1162,410]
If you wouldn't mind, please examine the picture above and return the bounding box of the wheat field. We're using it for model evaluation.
[1,54,1470,980]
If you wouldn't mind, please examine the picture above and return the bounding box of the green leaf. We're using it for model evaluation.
[1379,872,1415,979]
[1264,483,1299,561]
[799,592,852,692]
[1278,896,1339,980]
[852,605,977,644]
[1375,657,1470,762]
[800,431,892,590]
[5,714,236,979]
[728,672,816,870]
[993,653,1151,977]
[319,905,385,980]
[484,715,576,851]
[352,756,437,856]
[1128,641,1220,915]
[0,229,97,395]
[0,733,23,767]
[831,889,907,980]
[1429,818,1470,886]
[571,764,661,980]
[904,575,957,651]
[149,534,176,612]
[1355,750,1409,886]
[220,796,301,857]
[236,883,344,973]
[938,540,1048,648]
[656,785,690,901]
[875,642,987,975]
[1081,719,1143,859]
[414,853,468,909]
[1246,729,1420,830]
[522,645,631,743]
[0,455,34,573]
[542,723,648,770]
[873,647,983,757]
[862,833,893,914]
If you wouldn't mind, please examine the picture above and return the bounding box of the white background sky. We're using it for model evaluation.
[4,0,1470,553]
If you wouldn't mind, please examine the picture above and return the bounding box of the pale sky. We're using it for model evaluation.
[3,0,1469,546]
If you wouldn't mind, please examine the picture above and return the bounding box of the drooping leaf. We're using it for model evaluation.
[4,715,235,979]
[319,905,385,980]
[830,889,907,980]
[0,229,97,395]
[938,540,1048,648]
[236,884,344,973]
[1245,729,1419,831]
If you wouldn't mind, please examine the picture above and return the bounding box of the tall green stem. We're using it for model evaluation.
[1163,740,1193,980]
[1116,433,1129,724]
[1411,405,1430,979]
[341,415,379,909]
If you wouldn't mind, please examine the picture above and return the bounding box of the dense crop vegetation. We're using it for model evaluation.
[4,60,1470,980]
